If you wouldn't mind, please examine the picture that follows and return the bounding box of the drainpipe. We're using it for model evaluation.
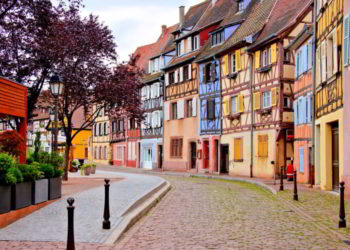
[249,52,254,178]
[311,2,316,185]
[214,55,221,174]
[160,77,165,172]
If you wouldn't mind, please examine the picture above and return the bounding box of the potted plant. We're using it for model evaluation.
[83,164,91,176]
[12,164,43,210]
[32,164,54,204]
[90,164,96,174]
[48,166,63,200]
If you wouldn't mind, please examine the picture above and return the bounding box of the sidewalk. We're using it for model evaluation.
[0,170,166,244]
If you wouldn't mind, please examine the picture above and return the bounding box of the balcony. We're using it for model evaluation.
[110,131,126,142]
[127,129,140,138]
[142,97,163,111]
[141,127,163,138]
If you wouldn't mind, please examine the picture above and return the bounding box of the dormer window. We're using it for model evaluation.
[149,57,160,74]
[192,35,200,51]
[212,30,224,47]
[238,0,250,12]
[177,43,181,56]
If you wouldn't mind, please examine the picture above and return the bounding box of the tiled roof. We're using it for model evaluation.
[142,72,163,84]
[253,0,312,47]
[177,0,211,32]
[153,24,179,57]
[196,0,275,62]
[134,43,157,72]
[165,50,202,69]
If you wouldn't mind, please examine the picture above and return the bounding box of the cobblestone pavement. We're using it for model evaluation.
[0,171,164,243]
[2,172,350,249]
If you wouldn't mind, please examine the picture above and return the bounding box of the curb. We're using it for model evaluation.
[105,181,171,245]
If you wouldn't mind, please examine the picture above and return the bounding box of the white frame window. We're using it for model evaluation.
[238,0,244,11]
[192,35,200,51]
[263,91,272,109]
[231,96,237,114]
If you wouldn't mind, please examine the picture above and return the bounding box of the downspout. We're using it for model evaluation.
[214,55,221,174]
[160,77,165,172]
[311,2,316,185]
[249,52,254,178]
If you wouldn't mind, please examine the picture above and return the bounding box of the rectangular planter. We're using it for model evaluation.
[32,179,49,205]
[49,177,62,200]
[11,182,33,210]
[0,185,11,214]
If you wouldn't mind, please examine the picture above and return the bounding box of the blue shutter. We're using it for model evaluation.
[294,101,298,126]
[303,45,308,73]
[300,147,305,173]
[308,40,312,70]
[296,52,299,77]
[200,64,205,83]
[298,98,302,124]
[344,15,349,66]
[305,96,309,123]
[303,97,307,124]
[300,48,303,75]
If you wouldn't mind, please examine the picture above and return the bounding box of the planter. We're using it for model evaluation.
[84,167,91,176]
[32,179,49,205]
[11,182,33,210]
[90,166,96,174]
[49,177,62,200]
[0,185,11,214]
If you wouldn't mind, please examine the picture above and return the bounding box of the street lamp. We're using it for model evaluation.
[49,74,64,153]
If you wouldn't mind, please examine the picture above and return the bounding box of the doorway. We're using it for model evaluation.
[158,145,163,168]
[143,147,153,169]
[220,145,229,174]
[332,123,339,191]
[190,142,197,169]
[203,141,209,169]
[215,140,219,172]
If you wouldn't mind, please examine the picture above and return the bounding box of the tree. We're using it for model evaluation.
[41,5,144,180]
[0,130,25,158]
[33,131,41,161]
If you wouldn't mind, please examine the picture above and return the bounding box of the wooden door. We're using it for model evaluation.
[190,142,197,169]
[332,124,339,190]
[203,141,209,169]
[220,145,229,174]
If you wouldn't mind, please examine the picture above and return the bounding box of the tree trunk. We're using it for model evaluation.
[63,143,70,181]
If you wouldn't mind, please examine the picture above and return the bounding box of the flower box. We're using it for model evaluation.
[32,179,48,205]
[11,182,32,210]
[0,186,11,214]
[48,177,62,200]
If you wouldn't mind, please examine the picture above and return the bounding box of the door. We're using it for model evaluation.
[190,142,197,169]
[221,145,229,174]
[158,145,163,168]
[84,147,88,159]
[308,147,314,185]
[143,148,153,169]
[203,141,209,169]
[332,124,339,191]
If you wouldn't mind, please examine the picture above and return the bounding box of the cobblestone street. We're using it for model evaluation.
[2,174,350,249]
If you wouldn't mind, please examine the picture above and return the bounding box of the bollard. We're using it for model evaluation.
[339,182,346,228]
[280,166,284,191]
[103,179,111,230]
[67,197,75,250]
[293,170,298,201]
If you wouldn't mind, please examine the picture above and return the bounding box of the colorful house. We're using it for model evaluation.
[163,2,210,171]
[315,0,344,191]
[285,5,314,184]
[247,0,312,179]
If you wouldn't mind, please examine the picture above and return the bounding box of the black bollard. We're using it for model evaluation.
[293,170,298,201]
[339,182,346,228]
[67,197,75,250]
[280,166,284,191]
[103,179,111,230]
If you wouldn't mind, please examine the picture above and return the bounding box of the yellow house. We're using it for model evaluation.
[315,0,344,191]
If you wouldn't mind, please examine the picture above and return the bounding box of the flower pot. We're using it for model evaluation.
[84,167,91,176]
[11,182,33,210]
[90,166,96,174]
[32,179,48,205]
[0,185,11,214]
[49,177,62,200]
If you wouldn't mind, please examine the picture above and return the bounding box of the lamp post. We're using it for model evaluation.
[49,74,64,153]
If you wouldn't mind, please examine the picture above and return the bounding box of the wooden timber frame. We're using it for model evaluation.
[0,77,28,163]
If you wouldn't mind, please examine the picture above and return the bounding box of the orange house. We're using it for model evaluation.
[0,77,28,163]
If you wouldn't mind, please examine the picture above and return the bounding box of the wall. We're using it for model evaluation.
[112,141,127,166]
[72,129,91,160]
[140,138,163,169]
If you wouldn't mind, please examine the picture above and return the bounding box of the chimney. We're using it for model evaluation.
[179,6,185,26]
[212,0,217,6]
[161,25,167,37]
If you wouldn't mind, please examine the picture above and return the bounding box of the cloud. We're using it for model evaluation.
[82,0,204,62]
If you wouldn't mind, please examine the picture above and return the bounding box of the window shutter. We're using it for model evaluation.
[321,42,326,82]
[174,69,178,83]
[223,96,228,116]
[300,147,305,172]
[158,111,162,127]
[207,99,215,120]
[164,102,169,121]
[165,73,169,86]
[308,40,312,70]
[178,99,184,119]
[223,55,229,75]
[298,98,303,124]
[211,62,217,81]
[303,45,308,73]
[239,95,244,113]
[192,97,197,116]
[128,120,131,130]
[148,61,152,74]
[271,88,277,106]
[152,111,157,127]
[309,95,313,123]
[180,67,184,82]
[333,31,338,74]
[188,37,192,52]
[254,92,261,110]
[188,64,192,79]
[271,43,277,63]
[181,40,185,55]
[196,35,200,49]
[236,50,241,71]
[294,101,298,125]
[344,15,349,66]
[316,47,321,86]
[202,65,207,83]
[255,51,260,69]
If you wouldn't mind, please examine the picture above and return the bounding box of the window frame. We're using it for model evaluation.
[232,53,236,73]
[186,99,193,118]
[231,96,238,114]
[171,102,177,120]
[238,0,244,11]
[263,91,272,109]
[170,138,183,158]
[234,138,243,162]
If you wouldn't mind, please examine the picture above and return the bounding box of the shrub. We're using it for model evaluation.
[38,151,64,168]
[53,167,64,178]
[38,164,55,178]
[33,131,41,161]
[0,153,13,185]
[5,167,24,185]
[0,131,24,158]
[17,164,44,182]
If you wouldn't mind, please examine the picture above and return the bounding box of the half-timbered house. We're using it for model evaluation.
[247,0,312,179]
[315,0,344,191]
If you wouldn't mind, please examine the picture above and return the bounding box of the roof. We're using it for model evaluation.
[152,24,179,58]
[252,0,312,48]
[176,1,211,32]
[134,43,157,72]
[142,72,163,84]
[196,0,276,62]
[164,50,202,70]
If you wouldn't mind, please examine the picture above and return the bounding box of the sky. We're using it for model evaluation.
[81,0,202,63]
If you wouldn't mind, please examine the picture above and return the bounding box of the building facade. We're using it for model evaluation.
[91,106,110,165]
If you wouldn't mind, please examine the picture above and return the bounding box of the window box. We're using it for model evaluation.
[257,107,272,115]
[234,159,244,163]
[227,113,241,120]
[257,65,272,73]
[228,72,238,79]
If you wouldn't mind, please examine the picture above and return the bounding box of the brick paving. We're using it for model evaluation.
[2,168,350,249]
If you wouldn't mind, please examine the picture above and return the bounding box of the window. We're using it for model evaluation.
[326,33,334,78]
[207,99,216,120]
[104,146,108,160]
[263,91,272,108]
[192,35,200,51]
[284,97,291,109]
[234,138,243,162]
[177,42,181,56]
[205,64,211,83]
[112,121,117,133]
[186,99,193,117]
[104,122,108,135]
[169,72,175,84]
[170,138,183,158]
[99,146,102,160]
[212,30,224,46]
[300,147,305,173]
[116,146,124,160]
[130,119,136,129]
[238,0,244,11]
[284,51,290,63]
[184,65,189,81]
[231,96,237,114]
[171,102,177,120]
[118,120,124,132]
[258,135,268,157]
[232,53,236,73]
[99,123,102,136]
